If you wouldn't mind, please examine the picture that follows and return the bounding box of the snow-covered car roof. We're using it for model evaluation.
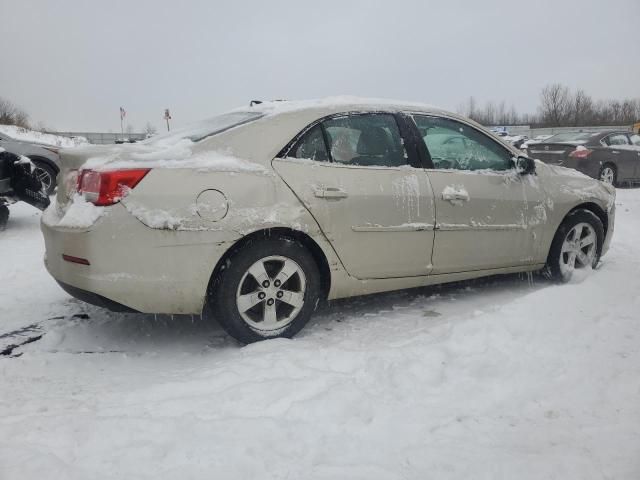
[69,97,519,173]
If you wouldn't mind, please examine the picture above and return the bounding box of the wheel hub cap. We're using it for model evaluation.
[236,255,306,333]
[559,222,597,278]
[600,168,614,184]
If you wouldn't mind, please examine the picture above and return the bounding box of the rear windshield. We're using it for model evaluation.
[544,132,593,143]
[144,111,263,145]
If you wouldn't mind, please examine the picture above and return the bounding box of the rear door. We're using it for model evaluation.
[272,112,436,280]
[412,114,546,273]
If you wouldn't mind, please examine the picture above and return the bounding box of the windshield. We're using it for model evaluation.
[545,132,593,143]
[144,111,264,145]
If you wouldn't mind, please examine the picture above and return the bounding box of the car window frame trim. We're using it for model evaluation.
[406,112,517,172]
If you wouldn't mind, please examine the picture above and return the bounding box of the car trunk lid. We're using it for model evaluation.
[527,142,583,165]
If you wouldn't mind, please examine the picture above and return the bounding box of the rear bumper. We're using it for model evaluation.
[41,202,241,314]
[57,280,139,312]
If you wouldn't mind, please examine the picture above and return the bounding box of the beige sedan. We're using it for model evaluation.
[41,98,615,343]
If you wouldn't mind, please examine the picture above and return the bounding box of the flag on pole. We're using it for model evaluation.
[120,107,127,120]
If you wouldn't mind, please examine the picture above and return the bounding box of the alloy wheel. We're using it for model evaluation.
[33,166,53,193]
[600,166,615,185]
[236,255,307,332]
[559,222,597,278]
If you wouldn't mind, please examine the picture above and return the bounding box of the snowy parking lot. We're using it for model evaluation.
[1,190,639,479]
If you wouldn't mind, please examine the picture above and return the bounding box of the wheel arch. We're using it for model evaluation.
[27,155,59,173]
[206,227,332,308]
[567,202,609,237]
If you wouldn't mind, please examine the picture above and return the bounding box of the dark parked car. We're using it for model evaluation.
[526,130,640,186]
[0,132,61,194]
[0,150,50,230]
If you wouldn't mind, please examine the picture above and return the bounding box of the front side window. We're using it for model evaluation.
[413,116,512,171]
[605,134,630,146]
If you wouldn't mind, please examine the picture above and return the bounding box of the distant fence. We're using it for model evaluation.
[51,131,147,145]
[488,125,632,138]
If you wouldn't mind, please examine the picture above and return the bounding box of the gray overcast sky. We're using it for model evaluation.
[1,0,638,131]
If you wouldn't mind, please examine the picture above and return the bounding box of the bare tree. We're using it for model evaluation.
[539,84,572,126]
[571,89,593,126]
[0,97,30,128]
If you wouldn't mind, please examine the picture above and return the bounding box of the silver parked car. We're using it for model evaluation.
[41,98,615,343]
[0,131,61,194]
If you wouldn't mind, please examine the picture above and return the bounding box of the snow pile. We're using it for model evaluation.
[2,191,640,478]
[0,125,88,148]
[83,141,271,175]
[236,96,444,117]
[42,195,104,229]
[122,201,193,230]
[441,184,469,206]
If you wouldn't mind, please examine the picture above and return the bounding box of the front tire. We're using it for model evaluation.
[546,209,604,282]
[208,236,321,344]
[0,204,9,231]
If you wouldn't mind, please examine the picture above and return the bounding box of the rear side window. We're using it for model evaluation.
[605,134,630,146]
[292,125,329,161]
[628,134,640,146]
[414,115,512,171]
[288,113,408,167]
[144,111,264,145]
[323,114,407,167]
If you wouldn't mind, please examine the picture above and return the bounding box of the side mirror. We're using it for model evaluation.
[516,156,536,175]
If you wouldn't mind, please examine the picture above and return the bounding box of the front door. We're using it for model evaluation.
[273,112,436,279]
[412,114,545,274]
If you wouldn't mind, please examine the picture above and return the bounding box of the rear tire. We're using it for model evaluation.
[0,204,8,231]
[546,209,604,282]
[208,236,321,344]
[599,164,617,187]
[32,160,57,195]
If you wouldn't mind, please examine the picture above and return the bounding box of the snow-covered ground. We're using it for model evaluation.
[1,191,639,479]
[0,125,87,148]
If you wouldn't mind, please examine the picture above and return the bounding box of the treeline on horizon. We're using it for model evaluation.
[458,84,640,128]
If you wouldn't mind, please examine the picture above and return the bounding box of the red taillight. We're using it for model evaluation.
[569,147,592,159]
[77,169,150,206]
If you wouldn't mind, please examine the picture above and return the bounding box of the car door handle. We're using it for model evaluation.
[442,191,470,202]
[314,186,348,199]
[611,150,620,154]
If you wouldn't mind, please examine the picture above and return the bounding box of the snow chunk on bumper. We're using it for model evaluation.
[42,195,104,229]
